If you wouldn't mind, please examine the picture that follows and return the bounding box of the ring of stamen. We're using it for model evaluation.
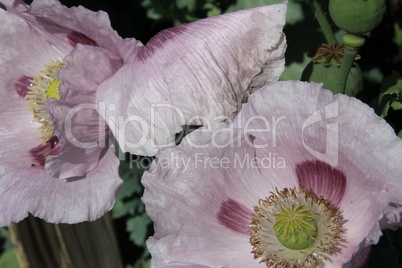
[25,60,66,143]
[249,186,345,268]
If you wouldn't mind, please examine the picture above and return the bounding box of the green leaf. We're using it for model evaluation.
[131,258,151,268]
[285,1,305,25]
[226,0,283,12]
[112,153,151,219]
[0,227,12,251]
[204,2,221,17]
[281,2,326,80]
[121,173,143,195]
[377,71,402,118]
[0,250,19,268]
[176,0,196,10]
[391,101,402,110]
[393,23,402,46]
[112,199,144,219]
[225,0,304,25]
[126,214,152,246]
[0,227,8,240]
[280,54,310,81]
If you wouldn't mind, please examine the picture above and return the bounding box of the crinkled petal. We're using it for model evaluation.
[45,45,122,178]
[235,81,402,202]
[143,81,402,266]
[0,0,141,102]
[0,0,126,225]
[0,94,40,147]
[235,81,402,265]
[1,0,142,61]
[143,124,298,267]
[0,59,45,171]
[343,246,371,268]
[1,0,140,180]
[0,147,122,226]
[0,113,42,174]
[97,4,287,156]
[0,8,62,100]
[379,200,402,230]
[240,81,402,266]
[344,190,402,267]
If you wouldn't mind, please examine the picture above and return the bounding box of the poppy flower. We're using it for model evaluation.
[0,0,140,225]
[142,81,402,267]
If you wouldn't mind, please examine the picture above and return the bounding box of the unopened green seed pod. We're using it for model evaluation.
[301,62,363,96]
[329,0,386,34]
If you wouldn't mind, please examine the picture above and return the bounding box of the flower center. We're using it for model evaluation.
[25,60,66,143]
[273,204,318,250]
[249,186,345,268]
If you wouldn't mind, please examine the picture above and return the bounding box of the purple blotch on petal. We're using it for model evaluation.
[68,31,99,47]
[296,160,346,206]
[15,75,33,98]
[217,198,254,235]
[30,136,62,167]
[137,24,188,61]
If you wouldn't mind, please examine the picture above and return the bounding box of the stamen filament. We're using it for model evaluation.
[26,60,66,143]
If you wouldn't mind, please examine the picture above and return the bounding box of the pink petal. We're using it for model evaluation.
[143,81,402,266]
[235,81,402,201]
[0,0,127,224]
[45,45,122,178]
[236,81,402,266]
[296,160,346,206]
[0,8,62,101]
[217,199,254,235]
[143,124,298,267]
[2,0,142,60]
[1,0,140,178]
[97,3,287,156]
[0,71,122,225]
[0,147,122,226]
[343,246,371,268]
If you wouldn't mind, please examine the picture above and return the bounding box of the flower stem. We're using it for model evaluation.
[308,0,337,44]
[336,34,365,95]
[336,48,357,95]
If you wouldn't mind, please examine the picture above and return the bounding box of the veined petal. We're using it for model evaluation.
[1,0,140,180]
[0,94,40,141]
[143,124,297,267]
[0,8,62,100]
[0,0,128,224]
[235,81,402,265]
[97,3,287,156]
[45,45,122,178]
[343,246,371,268]
[1,0,143,60]
[236,81,402,204]
[143,81,402,267]
[0,147,122,226]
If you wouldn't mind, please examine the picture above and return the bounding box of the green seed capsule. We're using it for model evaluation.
[301,62,363,96]
[273,205,318,250]
[329,0,386,34]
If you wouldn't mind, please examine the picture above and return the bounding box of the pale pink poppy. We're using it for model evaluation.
[143,81,402,267]
[0,0,141,225]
